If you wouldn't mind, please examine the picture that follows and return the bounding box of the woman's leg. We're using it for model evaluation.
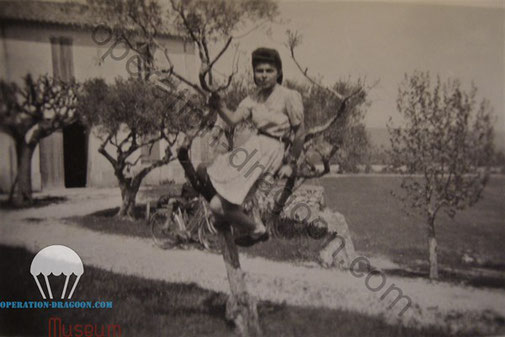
[209,194,265,235]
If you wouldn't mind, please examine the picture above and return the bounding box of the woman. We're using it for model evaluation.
[206,47,305,246]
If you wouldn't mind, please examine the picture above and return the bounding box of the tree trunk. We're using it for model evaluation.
[118,180,138,219]
[11,141,36,207]
[177,146,261,336]
[427,216,439,280]
[219,225,262,337]
[270,174,297,220]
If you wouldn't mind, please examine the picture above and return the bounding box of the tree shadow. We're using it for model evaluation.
[89,204,148,219]
[384,267,505,290]
[66,204,151,239]
[0,196,67,210]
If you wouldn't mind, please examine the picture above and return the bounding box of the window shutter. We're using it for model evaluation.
[50,37,61,78]
[141,140,160,164]
[50,37,74,80]
[59,37,74,81]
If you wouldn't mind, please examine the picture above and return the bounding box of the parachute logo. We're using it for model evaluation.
[30,245,84,300]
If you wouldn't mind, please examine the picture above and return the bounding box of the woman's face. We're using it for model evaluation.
[254,63,278,89]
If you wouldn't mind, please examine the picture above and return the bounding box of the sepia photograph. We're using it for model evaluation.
[0,0,504,336]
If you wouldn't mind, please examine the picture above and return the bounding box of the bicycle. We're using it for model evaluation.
[149,183,220,251]
[150,182,328,251]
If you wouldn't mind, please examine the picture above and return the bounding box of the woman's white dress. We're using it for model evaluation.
[207,84,304,205]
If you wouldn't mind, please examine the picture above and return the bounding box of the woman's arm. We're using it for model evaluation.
[278,122,305,179]
[209,93,245,127]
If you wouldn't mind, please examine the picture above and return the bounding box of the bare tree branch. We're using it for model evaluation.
[286,30,364,145]
[203,36,233,78]
[286,30,345,100]
[98,135,117,167]
[150,37,207,97]
[232,20,270,39]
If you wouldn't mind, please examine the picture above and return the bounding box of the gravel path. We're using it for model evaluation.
[1,188,504,334]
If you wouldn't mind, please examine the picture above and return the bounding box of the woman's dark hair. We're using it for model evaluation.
[251,47,283,84]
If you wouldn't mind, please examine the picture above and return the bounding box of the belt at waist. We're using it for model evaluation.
[257,129,290,143]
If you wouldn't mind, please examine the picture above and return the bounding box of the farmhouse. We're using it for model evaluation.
[0,0,210,192]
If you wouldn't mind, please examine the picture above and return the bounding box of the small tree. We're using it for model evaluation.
[388,71,494,280]
[0,74,79,206]
[77,78,202,219]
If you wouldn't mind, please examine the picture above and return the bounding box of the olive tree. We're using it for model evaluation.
[77,78,202,219]
[0,74,79,206]
[388,71,494,280]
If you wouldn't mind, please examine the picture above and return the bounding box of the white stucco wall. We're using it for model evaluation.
[0,21,199,191]
[2,23,197,84]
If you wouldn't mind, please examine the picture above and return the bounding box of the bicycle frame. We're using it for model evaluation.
[151,194,219,251]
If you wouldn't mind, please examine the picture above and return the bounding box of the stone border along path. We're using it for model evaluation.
[1,188,504,335]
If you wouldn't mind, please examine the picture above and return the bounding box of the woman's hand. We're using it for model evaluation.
[277,164,296,179]
[208,92,243,127]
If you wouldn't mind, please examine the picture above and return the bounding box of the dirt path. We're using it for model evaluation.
[1,188,504,335]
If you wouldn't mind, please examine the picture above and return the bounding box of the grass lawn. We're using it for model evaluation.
[320,176,505,270]
[65,176,505,288]
[0,245,457,337]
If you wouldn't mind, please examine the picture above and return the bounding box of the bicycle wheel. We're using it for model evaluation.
[150,209,179,249]
[199,213,221,252]
[190,199,220,252]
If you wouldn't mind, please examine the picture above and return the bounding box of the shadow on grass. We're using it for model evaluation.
[66,205,151,239]
[0,245,457,337]
[480,262,505,272]
[238,217,328,263]
[385,267,505,289]
[64,183,183,239]
[241,233,325,263]
[0,196,67,210]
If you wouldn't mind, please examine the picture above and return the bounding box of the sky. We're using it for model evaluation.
[12,0,505,132]
[216,0,505,131]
